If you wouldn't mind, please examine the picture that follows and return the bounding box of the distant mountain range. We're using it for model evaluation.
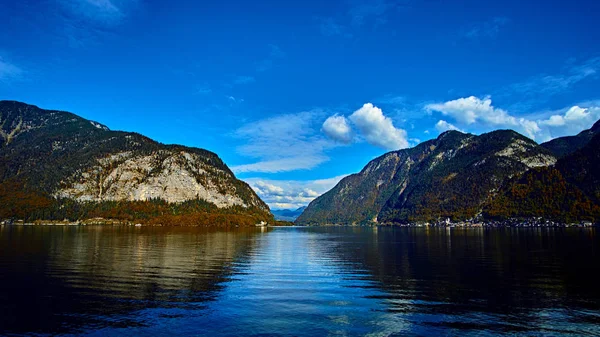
[0,101,272,226]
[297,119,600,225]
[272,207,306,221]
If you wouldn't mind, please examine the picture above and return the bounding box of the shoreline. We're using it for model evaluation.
[1,218,597,228]
[300,218,598,228]
[0,218,256,227]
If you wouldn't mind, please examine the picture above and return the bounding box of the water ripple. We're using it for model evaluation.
[0,226,599,336]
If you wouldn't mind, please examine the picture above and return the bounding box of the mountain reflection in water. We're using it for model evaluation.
[0,226,599,336]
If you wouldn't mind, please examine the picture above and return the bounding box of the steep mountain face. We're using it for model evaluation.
[272,206,306,221]
[0,101,270,224]
[297,130,556,225]
[541,119,600,158]
[486,132,600,222]
[556,132,600,203]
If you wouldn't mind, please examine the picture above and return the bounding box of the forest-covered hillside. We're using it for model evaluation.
[0,101,272,226]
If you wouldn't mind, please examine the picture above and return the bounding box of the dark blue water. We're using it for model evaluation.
[1,226,599,336]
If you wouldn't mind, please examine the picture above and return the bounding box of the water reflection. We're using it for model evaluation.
[0,226,264,335]
[316,227,600,335]
[1,226,599,336]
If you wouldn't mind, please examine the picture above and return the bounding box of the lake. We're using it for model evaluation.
[1,225,599,336]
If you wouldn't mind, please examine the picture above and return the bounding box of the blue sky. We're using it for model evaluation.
[1,0,600,209]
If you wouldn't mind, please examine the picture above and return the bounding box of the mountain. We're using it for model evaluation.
[0,101,271,225]
[272,206,306,221]
[486,132,600,222]
[557,131,600,203]
[541,119,600,158]
[297,129,557,225]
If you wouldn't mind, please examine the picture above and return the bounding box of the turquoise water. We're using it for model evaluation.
[1,226,599,336]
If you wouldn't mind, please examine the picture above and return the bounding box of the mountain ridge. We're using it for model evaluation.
[297,124,599,225]
[486,130,600,222]
[272,206,307,221]
[0,100,271,225]
[540,119,600,158]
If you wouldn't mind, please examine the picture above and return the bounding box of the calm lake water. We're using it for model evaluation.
[1,225,599,336]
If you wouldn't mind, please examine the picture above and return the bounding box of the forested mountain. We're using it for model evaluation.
[486,131,600,222]
[0,101,271,225]
[297,129,556,225]
[557,131,600,203]
[4,99,598,226]
[297,123,600,225]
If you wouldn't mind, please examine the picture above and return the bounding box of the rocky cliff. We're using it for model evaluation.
[485,131,600,222]
[0,100,270,225]
[296,129,558,225]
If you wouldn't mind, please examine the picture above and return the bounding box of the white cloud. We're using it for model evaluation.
[0,58,24,83]
[231,156,328,174]
[426,96,541,139]
[349,103,409,150]
[506,57,600,97]
[54,0,139,47]
[542,115,565,126]
[304,189,320,197]
[235,111,320,158]
[321,103,410,150]
[322,115,352,143]
[244,175,347,210]
[435,120,462,133]
[427,97,479,124]
[565,106,593,121]
[426,96,516,125]
[251,180,285,196]
[427,96,600,141]
[231,110,339,174]
[519,118,542,139]
[538,105,600,139]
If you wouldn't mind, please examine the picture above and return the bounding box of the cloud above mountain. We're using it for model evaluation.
[322,103,409,150]
[427,96,600,141]
[426,96,541,139]
[232,110,339,174]
[350,103,409,150]
[322,114,352,143]
[538,105,600,138]
[435,120,462,133]
[244,175,347,209]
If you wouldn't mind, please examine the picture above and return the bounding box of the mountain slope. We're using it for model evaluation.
[556,132,600,203]
[541,119,600,158]
[0,101,270,225]
[486,132,600,222]
[297,130,556,225]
